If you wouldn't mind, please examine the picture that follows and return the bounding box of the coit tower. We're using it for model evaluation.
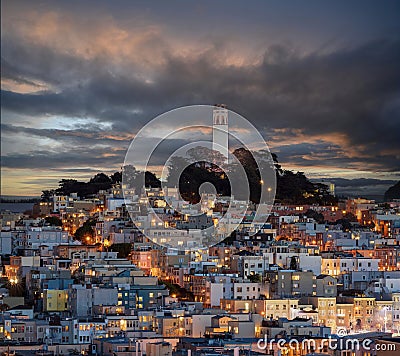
[212,104,229,162]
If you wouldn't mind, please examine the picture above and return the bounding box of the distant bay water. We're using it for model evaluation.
[0,195,40,213]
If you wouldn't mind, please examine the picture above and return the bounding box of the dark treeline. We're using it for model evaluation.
[41,173,118,201]
[41,149,336,205]
[164,147,336,205]
[41,170,160,201]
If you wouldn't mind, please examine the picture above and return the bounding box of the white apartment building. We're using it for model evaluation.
[233,282,260,300]
[25,227,70,250]
[321,257,379,276]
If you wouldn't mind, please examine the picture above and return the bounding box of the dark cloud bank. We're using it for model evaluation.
[1,1,400,195]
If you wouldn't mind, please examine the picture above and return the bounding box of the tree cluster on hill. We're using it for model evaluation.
[74,219,96,242]
[122,165,161,193]
[109,243,132,258]
[303,209,325,224]
[41,172,120,201]
[41,148,336,205]
[167,158,231,203]
[166,147,337,205]
[44,216,62,226]
[41,168,162,201]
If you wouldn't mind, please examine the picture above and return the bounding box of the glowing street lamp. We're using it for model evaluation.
[267,186,272,204]
[103,238,111,258]
[10,278,18,285]
[85,235,91,244]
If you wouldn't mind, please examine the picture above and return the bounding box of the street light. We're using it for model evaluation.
[10,278,18,285]
[267,187,272,204]
[104,238,110,258]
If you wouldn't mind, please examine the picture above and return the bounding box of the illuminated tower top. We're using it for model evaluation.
[212,104,229,161]
[213,104,228,125]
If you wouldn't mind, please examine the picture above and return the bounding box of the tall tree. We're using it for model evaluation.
[44,216,62,226]
[41,190,55,202]
[110,171,122,184]
[290,256,298,270]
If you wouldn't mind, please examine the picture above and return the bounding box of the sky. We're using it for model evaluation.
[1,0,400,196]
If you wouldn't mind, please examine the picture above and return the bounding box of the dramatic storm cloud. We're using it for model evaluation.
[1,0,400,195]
